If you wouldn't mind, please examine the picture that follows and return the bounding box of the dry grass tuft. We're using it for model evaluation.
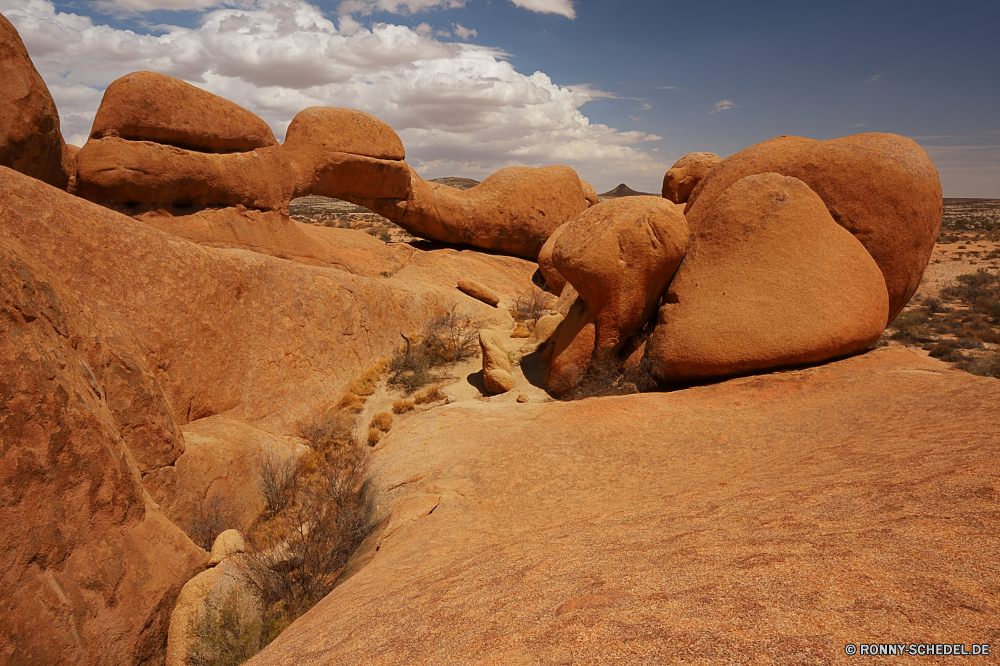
[351,357,389,396]
[367,427,383,446]
[392,398,415,414]
[414,384,444,404]
[370,411,393,432]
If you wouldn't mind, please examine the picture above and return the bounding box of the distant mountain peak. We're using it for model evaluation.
[599,183,656,198]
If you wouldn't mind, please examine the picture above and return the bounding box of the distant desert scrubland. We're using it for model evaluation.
[3,11,999,666]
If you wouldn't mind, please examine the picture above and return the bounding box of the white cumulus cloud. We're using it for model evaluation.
[1,0,666,189]
[452,22,475,39]
[710,99,736,114]
[509,0,575,19]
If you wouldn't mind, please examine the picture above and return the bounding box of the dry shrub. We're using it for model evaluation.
[388,308,481,392]
[367,427,382,446]
[301,406,355,451]
[508,287,552,325]
[888,309,932,343]
[339,392,364,413]
[962,351,1000,378]
[186,495,239,551]
[392,398,414,414]
[238,444,375,639]
[187,588,267,666]
[414,384,444,404]
[566,351,657,400]
[370,411,393,432]
[258,452,300,519]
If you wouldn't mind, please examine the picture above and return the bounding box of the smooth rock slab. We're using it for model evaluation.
[246,348,1000,665]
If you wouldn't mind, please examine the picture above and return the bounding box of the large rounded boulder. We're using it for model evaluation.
[649,173,889,382]
[684,133,941,321]
[661,152,721,204]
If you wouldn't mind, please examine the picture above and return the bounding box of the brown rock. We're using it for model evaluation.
[479,329,516,393]
[545,196,688,394]
[685,133,942,321]
[90,71,277,153]
[516,393,529,403]
[536,220,569,295]
[661,151,721,204]
[247,348,1000,665]
[649,173,888,382]
[0,233,206,666]
[457,278,500,306]
[531,312,563,346]
[0,13,72,188]
[282,106,404,160]
[366,166,590,261]
[580,180,600,206]
[165,566,224,666]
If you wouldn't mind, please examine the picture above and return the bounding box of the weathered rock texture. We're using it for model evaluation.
[661,151,721,204]
[536,220,569,296]
[685,133,942,321]
[248,348,1000,665]
[545,197,689,394]
[366,166,591,260]
[479,329,516,393]
[650,173,888,382]
[89,71,278,153]
[282,106,404,161]
[0,232,207,666]
[0,13,74,188]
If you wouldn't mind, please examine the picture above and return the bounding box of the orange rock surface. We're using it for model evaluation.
[90,71,278,153]
[0,13,74,189]
[650,173,888,382]
[248,348,1000,665]
[661,151,721,204]
[685,133,942,321]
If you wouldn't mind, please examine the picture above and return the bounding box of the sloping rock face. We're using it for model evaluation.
[0,235,206,666]
[649,173,888,382]
[0,13,73,188]
[249,348,1000,664]
[89,71,278,153]
[684,133,942,321]
[661,151,721,204]
[366,166,591,261]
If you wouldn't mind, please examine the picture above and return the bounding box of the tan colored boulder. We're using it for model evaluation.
[581,180,600,206]
[0,233,206,666]
[544,197,689,394]
[685,133,942,321]
[457,278,500,306]
[209,529,246,566]
[480,329,516,393]
[366,166,590,261]
[165,566,224,666]
[532,312,563,346]
[0,13,73,188]
[661,151,721,204]
[248,348,1000,665]
[282,106,404,161]
[90,71,277,153]
[650,173,888,382]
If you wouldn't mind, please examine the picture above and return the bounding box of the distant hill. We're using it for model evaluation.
[429,177,481,191]
[599,183,658,199]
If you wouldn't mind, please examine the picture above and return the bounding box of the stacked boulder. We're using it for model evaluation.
[539,134,942,392]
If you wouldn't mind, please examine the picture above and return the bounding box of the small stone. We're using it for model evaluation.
[510,323,530,338]
[457,278,500,307]
[516,394,529,403]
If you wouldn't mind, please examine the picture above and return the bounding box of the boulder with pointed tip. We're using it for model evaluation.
[661,152,721,204]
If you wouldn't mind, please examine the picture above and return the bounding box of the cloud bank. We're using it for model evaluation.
[1,0,664,189]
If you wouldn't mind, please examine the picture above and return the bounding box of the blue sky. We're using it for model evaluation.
[2,0,998,195]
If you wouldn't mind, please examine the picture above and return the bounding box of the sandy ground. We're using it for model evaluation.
[916,238,1000,298]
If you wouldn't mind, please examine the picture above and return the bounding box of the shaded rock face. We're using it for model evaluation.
[661,151,721,204]
[544,197,689,394]
[0,13,73,189]
[89,71,278,153]
[247,348,1000,665]
[366,166,591,261]
[685,133,942,321]
[0,234,206,666]
[650,173,888,382]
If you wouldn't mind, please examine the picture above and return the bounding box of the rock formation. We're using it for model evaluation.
[684,133,942,321]
[457,278,500,306]
[0,14,75,188]
[247,348,1000,665]
[649,173,889,381]
[661,151,721,204]
[365,166,591,261]
[543,197,689,394]
[479,329,516,393]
